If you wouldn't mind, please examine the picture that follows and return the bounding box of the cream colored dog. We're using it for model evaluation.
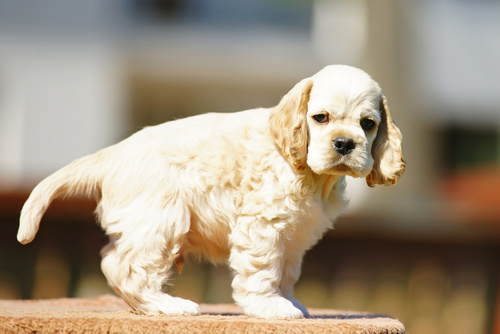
[18,65,405,318]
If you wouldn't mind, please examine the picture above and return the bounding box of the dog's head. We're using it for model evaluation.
[269,65,405,187]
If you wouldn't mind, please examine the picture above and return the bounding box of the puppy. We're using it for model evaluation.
[18,65,405,318]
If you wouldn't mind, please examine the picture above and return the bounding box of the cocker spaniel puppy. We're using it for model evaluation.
[18,65,405,318]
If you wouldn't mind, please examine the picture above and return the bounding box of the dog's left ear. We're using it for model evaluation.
[366,95,406,187]
[269,78,314,172]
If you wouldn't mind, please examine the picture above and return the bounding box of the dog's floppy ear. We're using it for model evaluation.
[269,78,314,172]
[366,95,406,187]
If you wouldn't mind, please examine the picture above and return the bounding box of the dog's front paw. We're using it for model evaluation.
[289,297,310,317]
[243,296,305,319]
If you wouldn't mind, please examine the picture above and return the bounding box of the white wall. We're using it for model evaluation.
[0,38,125,187]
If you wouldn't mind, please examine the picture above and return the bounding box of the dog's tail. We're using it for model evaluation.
[17,152,104,244]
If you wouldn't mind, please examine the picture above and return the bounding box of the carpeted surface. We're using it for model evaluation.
[0,295,405,333]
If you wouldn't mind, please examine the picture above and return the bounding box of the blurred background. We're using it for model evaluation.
[0,0,499,333]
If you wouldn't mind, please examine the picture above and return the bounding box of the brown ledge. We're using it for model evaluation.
[0,295,405,334]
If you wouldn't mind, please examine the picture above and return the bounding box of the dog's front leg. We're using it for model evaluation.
[280,248,310,317]
[229,217,305,319]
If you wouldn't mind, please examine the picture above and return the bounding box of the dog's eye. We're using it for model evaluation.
[313,114,329,124]
[360,118,376,131]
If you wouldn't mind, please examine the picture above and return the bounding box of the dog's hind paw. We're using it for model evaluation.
[144,295,201,316]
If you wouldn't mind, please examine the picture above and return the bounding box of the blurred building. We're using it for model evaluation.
[0,1,499,334]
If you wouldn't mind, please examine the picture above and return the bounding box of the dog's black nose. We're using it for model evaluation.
[334,137,356,155]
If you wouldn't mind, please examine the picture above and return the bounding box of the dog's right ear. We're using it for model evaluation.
[269,78,314,173]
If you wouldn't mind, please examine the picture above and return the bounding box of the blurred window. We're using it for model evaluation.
[127,0,312,30]
[441,125,499,170]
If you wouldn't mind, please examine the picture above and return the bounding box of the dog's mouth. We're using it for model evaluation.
[332,163,351,173]
[309,148,372,178]
[329,157,368,177]
[330,165,359,178]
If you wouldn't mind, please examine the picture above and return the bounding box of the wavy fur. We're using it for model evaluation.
[18,65,404,318]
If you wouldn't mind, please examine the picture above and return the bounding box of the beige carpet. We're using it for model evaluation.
[0,295,405,333]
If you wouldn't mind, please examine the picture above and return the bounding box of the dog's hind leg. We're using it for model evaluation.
[99,201,200,315]
[100,240,199,315]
